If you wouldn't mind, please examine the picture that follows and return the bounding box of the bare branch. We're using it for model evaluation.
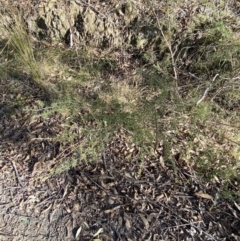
[196,74,219,106]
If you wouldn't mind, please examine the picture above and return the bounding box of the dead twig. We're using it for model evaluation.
[196,74,219,106]
[5,157,24,187]
[153,10,181,98]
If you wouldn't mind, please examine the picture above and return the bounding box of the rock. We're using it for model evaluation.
[0,0,159,50]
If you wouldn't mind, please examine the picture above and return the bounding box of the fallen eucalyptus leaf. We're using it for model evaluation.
[75,226,82,238]
[139,214,149,230]
[195,192,213,201]
[234,201,240,212]
[93,228,103,237]
[125,217,131,230]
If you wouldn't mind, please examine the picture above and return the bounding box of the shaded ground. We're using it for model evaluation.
[0,78,240,241]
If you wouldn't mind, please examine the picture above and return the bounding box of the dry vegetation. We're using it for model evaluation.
[0,0,240,240]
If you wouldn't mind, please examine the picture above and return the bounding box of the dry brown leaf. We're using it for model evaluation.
[75,226,82,238]
[195,191,214,201]
[104,205,121,214]
[139,214,149,230]
[92,228,103,237]
[159,156,166,170]
[124,217,131,230]
[234,201,240,212]
[228,204,238,218]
